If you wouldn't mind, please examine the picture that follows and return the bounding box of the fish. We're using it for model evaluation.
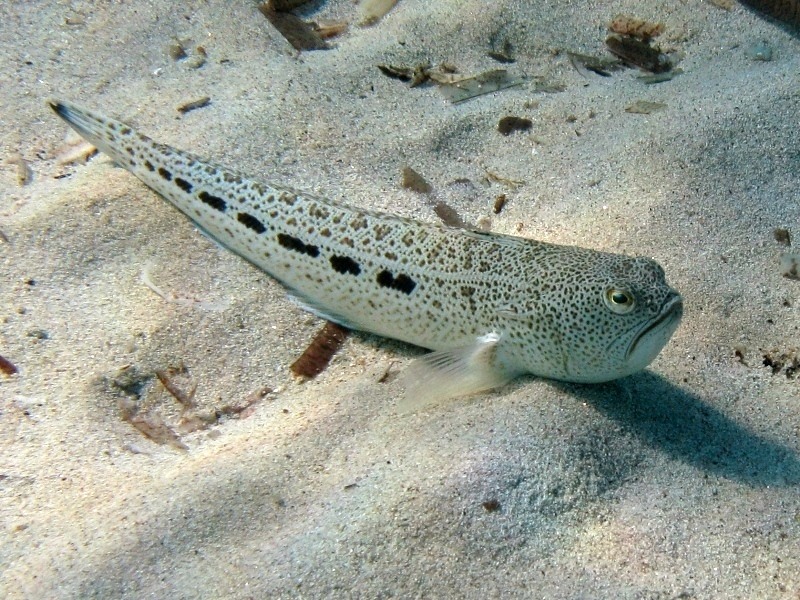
[49,99,683,411]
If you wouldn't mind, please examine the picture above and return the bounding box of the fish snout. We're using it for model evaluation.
[625,291,683,364]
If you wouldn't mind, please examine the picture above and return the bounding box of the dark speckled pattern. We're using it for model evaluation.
[50,100,683,384]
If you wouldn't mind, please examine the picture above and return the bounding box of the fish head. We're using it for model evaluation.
[544,253,682,383]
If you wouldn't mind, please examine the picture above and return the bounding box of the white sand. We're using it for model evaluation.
[1,1,799,598]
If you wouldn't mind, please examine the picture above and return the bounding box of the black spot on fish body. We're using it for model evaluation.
[158,167,172,181]
[330,255,361,276]
[175,177,193,193]
[277,233,319,258]
[198,191,227,212]
[394,274,416,294]
[377,269,416,295]
[377,270,393,288]
[238,212,266,234]
[144,160,155,172]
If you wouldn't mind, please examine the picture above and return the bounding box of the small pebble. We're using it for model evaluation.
[168,43,187,61]
[185,47,207,69]
[498,116,532,136]
[780,253,800,280]
[177,97,211,114]
[746,40,773,62]
[773,228,791,246]
[8,153,31,186]
[401,167,432,194]
[493,194,507,214]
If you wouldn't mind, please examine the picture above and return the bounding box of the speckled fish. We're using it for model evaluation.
[50,100,683,411]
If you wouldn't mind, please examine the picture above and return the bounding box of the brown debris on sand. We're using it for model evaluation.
[291,322,350,379]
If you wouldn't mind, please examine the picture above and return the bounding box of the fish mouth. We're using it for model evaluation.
[626,292,683,361]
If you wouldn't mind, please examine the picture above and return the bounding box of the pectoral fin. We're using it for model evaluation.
[397,332,515,413]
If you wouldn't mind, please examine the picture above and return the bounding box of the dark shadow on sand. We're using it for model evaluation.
[554,371,800,488]
[738,0,799,38]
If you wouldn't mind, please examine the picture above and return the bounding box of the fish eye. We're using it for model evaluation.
[604,288,636,314]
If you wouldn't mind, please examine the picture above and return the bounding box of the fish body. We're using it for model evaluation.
[50,100,682,409]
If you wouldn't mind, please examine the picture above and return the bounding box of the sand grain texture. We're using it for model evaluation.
[1,1,799,598]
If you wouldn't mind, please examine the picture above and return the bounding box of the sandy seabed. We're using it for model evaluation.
[1,1,799,598]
